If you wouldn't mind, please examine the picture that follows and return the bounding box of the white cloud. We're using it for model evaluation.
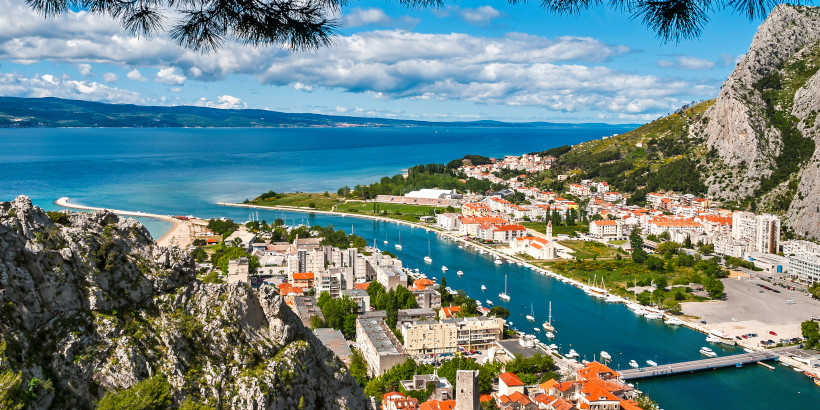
[292,82,313,92]
[102,72,118,82]
[0,72,140,103]
[658,56,715,70]
[155,67,186,85]
[126,69,146,81]
[344,8,392,27]
[194,95,247,109]
[78,63,94,76]
[169,87,182,92]
[458,6,502,26]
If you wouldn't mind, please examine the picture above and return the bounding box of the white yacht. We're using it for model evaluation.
[481,285,486,291]
[494,258,503,265]
[646,360,658,367]
[707,330,736,346]
[486,299,493,306]
[526,303,535,322]
[534,327,541,332]
[644,312,663,320]
[604,294,620,303]
[549,344,558,350]
[545,332,555,339]
[517,262,524,266]
[567,349,579,359]
[664,317,684,326]
[456,270,464,276]
[424,240,432,263]
[395,232,403,250]
[498,275,511,301]
[600,351,612,361]
[441,266,448,272]
[629,360,639,368]
[542,301,555,332]
[699,347,717,357]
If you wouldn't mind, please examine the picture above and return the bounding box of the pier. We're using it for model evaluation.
[619,346,799,380]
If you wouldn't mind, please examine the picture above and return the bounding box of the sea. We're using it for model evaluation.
[1,126,818,409]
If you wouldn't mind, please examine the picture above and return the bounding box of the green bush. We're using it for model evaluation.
[95,375,172,410]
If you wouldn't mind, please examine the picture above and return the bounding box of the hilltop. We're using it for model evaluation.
[0,197,368,409]
[0,97,624,129]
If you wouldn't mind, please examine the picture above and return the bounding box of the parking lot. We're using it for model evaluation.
[681,277,820,342]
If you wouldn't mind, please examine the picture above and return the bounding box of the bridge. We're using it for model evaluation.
[619,346,799,380]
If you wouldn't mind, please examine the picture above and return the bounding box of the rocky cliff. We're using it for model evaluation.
[0,196,369,409]
[693,4,820,238]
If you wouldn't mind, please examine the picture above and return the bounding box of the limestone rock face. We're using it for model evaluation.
[0,196,369,409]
[696,4,820,238]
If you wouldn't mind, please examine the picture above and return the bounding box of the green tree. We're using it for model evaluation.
[439,276,452,304]
[702,277,725,299]
[646,256,665,271]
[632,248,648,264]
[488,306,510,319]
[699,243,715,255]
[801,320,820,349]
[349,349,369,386]
[637,290,652,306]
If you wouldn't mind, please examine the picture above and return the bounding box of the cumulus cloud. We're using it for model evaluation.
[0,72,140,103]
[126,69,146,81]
[194,95,247,109]
[657,56,716,70]
[102,72,118,82]
[0,0,707,116]
[458,6,502,26]
[78,63,94,76]
[344,8,392,27]
[155,67,186,85]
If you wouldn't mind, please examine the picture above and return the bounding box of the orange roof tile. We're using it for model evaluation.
[499,372,524,387]
[354,282,371,290]
[293,272,315,280]
[418,399,455,410]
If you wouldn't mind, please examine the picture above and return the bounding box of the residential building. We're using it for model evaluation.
[397,308,438,325]
[589,220,622,239]
[291,272,315,289]
[789,256,820,284]
[285,295,323,328]
[498,372,525,396]
[401,371,454,401]
[382,392,419,410]
[356,315,407,376]
[341,288,371,313]
[401,317,504,355]
[377,265,408,291]
[783,240,820,259]
[732,212,780,254]
[713,235,747,258]
[412,289,443,309]
[419,399,456,410]
[227,257,250,285]
[313,328,352,365]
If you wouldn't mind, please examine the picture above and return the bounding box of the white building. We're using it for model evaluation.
[406,188,459,199]
[227,257,251,285]
[789,256,820,284]
[356,314,407,376]
[589,220,623,239]
[732,212,780,254]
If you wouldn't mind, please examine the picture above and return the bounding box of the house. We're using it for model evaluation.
[291,272,315,289]
[227,257,251,285]
[382,392,419,410]
[569,184,590,196]
[418,400,455,410]
[603,192,623,203]
[498,372,525,396]
[589,220,622,240]
[440,305,461,319]
[400,371,454,402]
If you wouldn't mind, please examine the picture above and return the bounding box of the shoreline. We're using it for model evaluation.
[55,197,195,247]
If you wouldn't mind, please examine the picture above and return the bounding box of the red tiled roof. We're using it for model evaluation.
[499,372,524,387]
[293,272,315,280]
[418,399,455,410]
[354,282,371,290]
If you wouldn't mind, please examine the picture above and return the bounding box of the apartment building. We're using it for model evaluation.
[356,314,407,376]
[401,317,504,356]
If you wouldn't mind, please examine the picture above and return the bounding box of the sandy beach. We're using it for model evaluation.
[55,197,200,248]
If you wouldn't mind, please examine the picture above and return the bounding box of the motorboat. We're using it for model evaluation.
[646,360,658,367]
[600,351,612,361]
[534,327,541,332]
[699,347,717,357]
[604,295,620,303]
[517,262,524,266]
[567,349,579,359]
[486,300,493,306]
[665,317,685,326]
[481,285,487,291]
[629,360,639,368]
[707,330,737,346]
[526,303,535,321]
[395,232,403,250]
[424,240,432,263]
[494,258,503,265]
[457,270,464,276]
[545,332,555,339]
[644,312,663,320]
[498,275,511,301]
[441,266,448,272]
[549,344,558,350]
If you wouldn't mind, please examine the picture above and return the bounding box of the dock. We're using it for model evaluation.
[619,346,798,380]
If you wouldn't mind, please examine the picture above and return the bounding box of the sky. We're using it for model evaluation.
[0,0,766,123]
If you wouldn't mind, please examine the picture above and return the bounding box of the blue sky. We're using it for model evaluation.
[0,0,764,123]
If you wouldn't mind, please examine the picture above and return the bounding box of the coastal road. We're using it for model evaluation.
[619,346,799,380]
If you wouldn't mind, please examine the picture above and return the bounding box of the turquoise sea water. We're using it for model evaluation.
[1,126,818,409]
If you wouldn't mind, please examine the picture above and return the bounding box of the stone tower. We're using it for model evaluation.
[546,220,553,239]
[455,370,479,410]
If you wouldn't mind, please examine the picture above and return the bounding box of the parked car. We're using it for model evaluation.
[769,331,778,336]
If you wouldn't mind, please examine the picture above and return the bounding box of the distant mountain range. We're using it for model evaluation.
[0,97,629,129]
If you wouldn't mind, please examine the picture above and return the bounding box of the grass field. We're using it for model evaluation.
[522,222,589,236]
[558,240,619,260]
[335,202,452,222]
[251,192,342,211]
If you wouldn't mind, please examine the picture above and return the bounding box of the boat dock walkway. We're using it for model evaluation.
[619,346,799,380]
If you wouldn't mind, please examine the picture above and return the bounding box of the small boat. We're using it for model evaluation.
[486,300,494,305]
[646,360,658,367]
[644,312,663,320]
[534,327,541,332]
[743,348,754,353]
[549,344,558,350]
[441,266,448,272]
[604,295,620,303]
[581,360,590,365]
[545,332,555,339]
[424,240,432,263]
[600,351,612,361]
[457,270,464,276]
[707,330,737,346]
[794,367,805,372]
[494,258,503,265]
[526,303,535,322]
[499,275,511,301]
[395,232,403,250]
[458,245,464,249]
[700,347,717,357]
[542,301,555,332]
[567,349,579,359]
[507,260,515,264]
[664,317,684,326]
[517,262,524,266]
[629,360,639,368]
[481,285,487,291]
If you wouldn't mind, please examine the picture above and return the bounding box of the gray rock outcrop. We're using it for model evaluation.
[0,196,369,409]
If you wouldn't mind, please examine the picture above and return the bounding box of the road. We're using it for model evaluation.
[619,346,798,380]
